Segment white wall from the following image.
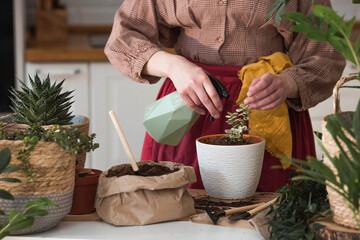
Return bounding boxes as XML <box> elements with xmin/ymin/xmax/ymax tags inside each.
<box><xmin>331</xmin><ymin>0</ymin><xmax>360</xmax><ymax>21</ymax></box>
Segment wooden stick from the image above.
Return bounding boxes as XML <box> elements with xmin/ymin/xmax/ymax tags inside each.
<box><xmin>225</xmin><ymin>202</ymin><xmax>264</xmax><ymax>216</ymax></box>
<box><xmin>109</xmin><ymin>110</ymin><xmax>139</xmax><ymax>172</ymax></box>
<box><xmin>247</xmin><ymin>198</ymin><xmax>277</xmax><ymax>216</ymax></box>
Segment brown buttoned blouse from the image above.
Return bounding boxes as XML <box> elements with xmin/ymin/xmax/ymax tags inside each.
<box><xmin>105</xmin><ymin>0</ymin><xmax>346</xmax><ymax>111</ymax></box>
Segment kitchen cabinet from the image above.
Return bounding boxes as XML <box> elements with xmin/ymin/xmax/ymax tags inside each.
<box><xmin>89</xmin><ymin>62</ymin><xmax>163</xmax><ymax>170</ymax></box>
<box><xmin>26</xmin><ymin>62</ymin><xmax>90</xmax><ymax>117</ymax></box>
<box><xmin>25</xmin><ymin>61</ymin><xmax>163</xmax><ymax>171</ymax></box>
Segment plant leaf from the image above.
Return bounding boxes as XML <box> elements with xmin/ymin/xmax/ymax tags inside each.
<box><xmin>2</xmin><ymin>166</ymin><xmax>21</xmax><ymax>173</ymax></box>
<box><xmin>0</xmin><ymin>190</ymin><xmax>14</xmax><ymax>200</ymax></box>
<box><xmin>0</xmin><ymin>178</ymin><xmax>21</xmax><ymax>183</ymax></box>
<box><xmin>0</xmin><ymin>149</ymin><xmax>11</xmax><ymax>173</ymax></box>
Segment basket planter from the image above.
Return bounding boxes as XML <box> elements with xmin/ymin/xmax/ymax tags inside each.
<box><xmin>0</xmin><ymin>114</ymin><xmax>89</xmax><ymax>169</ymax></box>
<box><xmin>196</xmin><ymin>134</ymin><xmax>265</xmax><ymax>199</ymax></box>
<box><xmin>0</xmin><ymin>140</ymin><xmax>76</xmax><ymax>234</ymax></box>
<box><xmin>69</xmin><ymin>168</ymin><xmax>102</xmax><ymax>215</ymax></box>
<box><xmin>321</xmin><ymin>75</ymin><xmax>360</xmax><ymax>230</ymax></box>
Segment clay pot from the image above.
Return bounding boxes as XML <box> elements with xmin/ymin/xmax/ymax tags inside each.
<box><xmin>69</xmin><ymin>168</ymin><xmax>102</xmax><ymax>215</ymax></box>
<box><xmin>196</xmin><ymin>134</ymin><xmax>265</xmax><ymax>200</ymax></box>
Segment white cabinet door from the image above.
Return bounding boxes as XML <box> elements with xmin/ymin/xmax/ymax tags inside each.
<box><xmin>309</xmin><ymin>60</ymin><xmax>359</xmax><ymax>160</ymax></box>
<box><xmin>25</xmin><ymin>62</ymin><xmax>90</xmax><ymax>117</ymax></box>
<box><xmin>89</xmin><ymin>62</ymin><xmax>163</xmax><ymax>171</ymax></box>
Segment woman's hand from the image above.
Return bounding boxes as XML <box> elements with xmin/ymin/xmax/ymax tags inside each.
<box><xmin>144</xmin><ymin>51</ymin><xmax>223</xmax><ymax>118</ymax></box>
<box><xmin>244</xmin><ymin>73</ymin><xmax>298</xmax><ymax>110</ymax></box>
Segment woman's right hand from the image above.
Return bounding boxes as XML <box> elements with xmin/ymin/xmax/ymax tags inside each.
<box><xmin>143</xmin><ymin>51</ymin><xmax>223</xmax><ymax>119</ymax></box>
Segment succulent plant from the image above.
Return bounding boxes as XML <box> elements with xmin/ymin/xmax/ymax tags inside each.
<box><xmin>225</xmin><ymin>103</ymin><xmax>250</xmax><ymax>144</ymax></box>
<box><xmin>9</xmin><ymin>74</ymin><xmax>74</xmax><ymax>126</ymax></box>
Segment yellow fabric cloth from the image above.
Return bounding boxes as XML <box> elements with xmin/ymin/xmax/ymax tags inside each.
<box><xmin>236</xmin><ymin>52</ymin><xmax>292</xmax><ymax>169</ymax></box>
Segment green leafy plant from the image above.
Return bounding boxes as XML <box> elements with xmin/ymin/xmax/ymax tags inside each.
<box><xmin>0</xmin><ymin>123</ymin><xmax>99</xmax><ymax>182</ymax></box>
<box><xmin>0</xmin><ymin>149</ymin><xmax>20</xmax><ymax>202</ymax></box>
<box><xmin>266</xmin><ymin>172</ymin><xmax>330</xmax><ymax>240</ymax></box>
<box><xmin>9</xmin><ymin>74</ymin><xmax>75</xmax><ymax>126</ymax></box>
<box><xmin>265</xmin><ymin>0</ymin><xmax>360</xmax><ymax>233</ymax></box>
<box><xmin>0</xmin><ymin>149</ymin><xmax>57</xmax><ymax>239</ymax></box>
<box><xmin>283</xmin><ymin>5</ymin><xmax>360</xmax><ymax>80</ymax></box>
<box><xmin>225</xmin><ymin>104</ymin><xmax>250</xmax><ymax>144</ymax></box>
<box><xmin>265</xmin><ymin>0</ymin><xmax>293</xmax><ymax>24</ymax></box>
<box><xmin>267</xmin><ymin>1</ymin><xmax>360</xmax><ymax>81</ymax></box>
<box><xmin>282</xmin><ymin>99</ymin><xmax>360</xmax><ymax>230</ymax></box>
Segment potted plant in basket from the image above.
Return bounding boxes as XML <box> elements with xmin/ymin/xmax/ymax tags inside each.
<box><xmin>196</xmin><ymin>104</ymin><xmax>265</xmax><ymax>200</ymax></box>
<box><xmin>265</xmin><ymin>0</ymin><xmax>360</xmax><ymax>232</ymax></box>
<box><xmin>0</xmin><ymin>74</ymin><xmax>90</xmax><ymax>168</ymax></box>
<box><xmin>0</xmin><ymin>72</ymin><xmax>99</xmax><ymax>234</ymax></box>
<box><xmin>0</xmin><ymin>118</ymin><xmax>99</xmax><ymax>233</ymax></box>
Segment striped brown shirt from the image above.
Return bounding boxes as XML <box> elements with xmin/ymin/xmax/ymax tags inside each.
<box><xmin>105</xmin><ymin>0</ymin><xmax>345</xmax><ymax>110</ymax></box>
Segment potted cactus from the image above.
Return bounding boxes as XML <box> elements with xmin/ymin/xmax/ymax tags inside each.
<box><xmin>196</xmin><ymin>104</ymin><xmax>265</xmax><ymax>199</ymax></box>
<box><xmin>0</xmin><ymin>74</ymin><xmax>90</xmax><ymax>168</ymax></box>
<box><xmin>0</xmin><ymin>73</ymin><xmax>99</xmax><ymax>235</ymax></box>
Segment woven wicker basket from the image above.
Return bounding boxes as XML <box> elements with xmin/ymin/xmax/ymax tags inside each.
<box><xmin>0</xmin><ymin>140</ymin><xmax>76</xmax><ymax>234</ymax></box>
<box><xmin>0</xmin><ymin>115</ymin><xmax>90</xmax><ymax>169</ymax></box>
<box><xmin>321</xmin><ymin>74</ymin><xmax>359</xmax><ymax>230</ymax></box>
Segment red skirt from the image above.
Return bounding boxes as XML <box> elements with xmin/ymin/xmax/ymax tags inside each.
<box><xmin>141</xmin><ymin>61</ymin><xmax>316</xmax><ymax>192</ymax></box>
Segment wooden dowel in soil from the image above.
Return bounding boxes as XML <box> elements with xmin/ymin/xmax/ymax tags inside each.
<box><xmin>109</xmin><ymin>110</ymin><xmax>139</xmax><ymax>172</ymax></box>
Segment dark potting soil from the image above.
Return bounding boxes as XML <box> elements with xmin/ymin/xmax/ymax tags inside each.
<box><xmin>106</xmin><ymin>163</ymin><xmax>180</xmax><ymax>177</ymax></box>
<box><xmin>200</xmin><ymin>135</ymin><xmax>249</xmax><ymax>145</ymax></box>
<box><xmin>194</xmin><ymin>197</ymin><xmax>253</xmax><ymax>212</ymax></box>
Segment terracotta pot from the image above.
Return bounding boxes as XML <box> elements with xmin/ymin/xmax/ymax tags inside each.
<box><xmin>196</xmin><ymin>134</ymin><xmax>265</xmax><ymax>200</ymax></box>
<box><xmin>69</xmin><ymin>168</ymin><xmax>102</xmax><ymax>215</ymax></box>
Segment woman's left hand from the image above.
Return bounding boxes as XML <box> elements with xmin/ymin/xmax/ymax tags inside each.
<box><xmin>244</xmin><ymin>73</ymin><xmax>296</xmax><ymax>110</ymax></box>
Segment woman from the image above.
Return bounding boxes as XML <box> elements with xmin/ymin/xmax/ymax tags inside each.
<box><xmin>105</xmin><ymin>0</ymin><xmax>345</xmax><ymax>191</ymax></box>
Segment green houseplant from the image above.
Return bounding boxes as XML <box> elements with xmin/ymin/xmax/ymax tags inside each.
<box><xmin>0</xmin><ymin>119</ymin><xmax>99</xmax><ymax>234</ymax></box>
<box><xmin>196</xmin><ymin>104</ymin><xmax>265</xmax><ymax>199</ymax></box>
<box><xmin>266</xmin><ymin>0</ymin><xmax>360</xmax><ymax>233</ymax></box>
<box><xmin>0</xmin><ymin>74</ymin><xmax>91</xmax><ymax>168</ymax></box>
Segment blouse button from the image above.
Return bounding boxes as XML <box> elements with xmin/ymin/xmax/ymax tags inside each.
<box><xmin>216</xmin><ymin>37</ymin><xmax>223</xmax><ymax>43</ymax></box>
<box><xmin>218</xmin><ymin>0</ymin><xmax>224</xmax><ymax>6</ymax></box>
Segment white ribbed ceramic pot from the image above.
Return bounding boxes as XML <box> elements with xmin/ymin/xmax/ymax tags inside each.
<box><xmin>196</xmin><ymin>134</ymin><xmax>265</xmax><ymax>199</ymax></box>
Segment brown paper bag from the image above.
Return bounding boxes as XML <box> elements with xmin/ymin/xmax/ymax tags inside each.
<box><xmin>95</xmin><ymin>161</ymin><xmax>197</xmax><ymax>226</ymax></box>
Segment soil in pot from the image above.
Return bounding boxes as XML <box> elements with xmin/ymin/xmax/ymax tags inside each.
<box><xmin>199</xmin><ymin>135</ymin><xmax>250</xmax><ymax>145</ymax></box>
<box><xmin>106</xmin><ymin>163</ymin><xmax>180</xmax><ymax>177</ymax></box>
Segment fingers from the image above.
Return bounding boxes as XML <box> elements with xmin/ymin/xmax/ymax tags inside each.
<box><xmin>182</xmin><ymin>91</ymin><xmax>206</xmax><ymax>115</ymax></box>
<box><xmin>177</xmin><ymin>74</ymin><xmax>222</xmax><ymax>118</ymax></box>
<box><xmin>244</xmin><ymin>73</ymin><xmax>287</xmax><ymax>110</ymax></box>
<box><xmin>201</xmin><ymin>80</ymin><xmax>223</xmax><ymax>118</ymax></box>
<box><xmin>167</xmin><ymin>57</ymin><xmax>223</xmax><ymax>118</ymax></box>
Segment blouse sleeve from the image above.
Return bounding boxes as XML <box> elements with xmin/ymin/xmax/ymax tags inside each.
<box><xmin>104</xmin><ymin>0</ymin><xmax>180</xmax><ymax>84</ymax></box>
<box><xmin>276</xmin><ymin>0</ymin><xmax>346</xmax><ymax>111</ymax></box>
